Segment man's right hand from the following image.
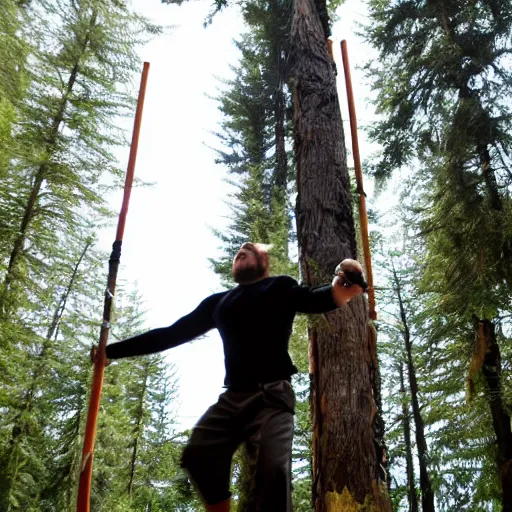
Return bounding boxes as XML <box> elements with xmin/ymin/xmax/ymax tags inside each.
<box><xmin>90</xmin><ymin>345</ymin><xmax>111</xmax><ymax>366</ymax></box>
<box><xmin>334</xmin><ymin>259</ymin><xmax>368</xmax><ymax>290</ymax></box>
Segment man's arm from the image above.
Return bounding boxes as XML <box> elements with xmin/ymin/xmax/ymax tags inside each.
<box><xmin>288</xmin><ymin>280</ymin><xmax>338</xmax><ymax>314</ymax></box>
<box><xmin>286</xmin><ymin>260</ymin><xmax>365</xmax><ymax>313</ymax></box>
<box><xmin>105</xmin><ymin>292</ymin><xmax>224</xmax><ymax>360</ymax></box>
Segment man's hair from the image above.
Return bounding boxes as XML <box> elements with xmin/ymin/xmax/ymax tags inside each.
<box><xmin>253</xmin><ymin>243</ymin><xmax>273</xmax><ymax>255</ymax></box>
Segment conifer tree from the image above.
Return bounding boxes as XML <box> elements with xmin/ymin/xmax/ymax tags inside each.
<box><xmin>0</xmin><ymin>0</ymin><xmax>158</xmax><ymax>316</ymax></box>
<box><xmin>0</xmin><ymin>2</ymin><xmax>161</xmax><ymax>509</ymax></box>
<box><xmin>365</xmin><ymin>1</ymin><xmax>512</xmax><ymax>507</ymax></box>
<box><xmin>390</xmin><ymin>259</ymin><xmax>434</xmax><ymax>512</ymax></box>
<box><xmin>0</xmin><ymin>232</ymin><xmax>99</xmax><ymax>511</ymax></box>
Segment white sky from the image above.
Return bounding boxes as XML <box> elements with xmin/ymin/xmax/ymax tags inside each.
<box><xmin>102</xmin><ymin>0</ymin><xmax>381</xmax><ymax>430</ymax></box>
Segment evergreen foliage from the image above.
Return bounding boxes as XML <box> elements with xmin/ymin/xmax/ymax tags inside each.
<box><xmin>4</xmin><ymin>0</ymin><xmax>512</xmax><ymax>509</ymax></box>
<box><xmin>0</xmin><ymin>2</ymin><xmax>193</xmax><ymax>511</ymax></box>
<box><xmin>366</xmin><ymin>1</ymin><xmax>512</xmax><ymax>508</ymax></box>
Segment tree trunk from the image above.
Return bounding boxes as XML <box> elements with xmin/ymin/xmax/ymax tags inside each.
<box><xmin>399</xmin><ymin>362</ymin><xmax>419</xmax><ymax>512</ymax></box>
<box><xmin>270</xmin><ymin>0</ymin><xmax>287</xmax><ymax>192</ymax></box>
<box><xmin>3</xmin><ymin>240</ymin><xmax>92</xmax><ymax>506</ymax></box>
<box><xmin>289</xmin><ymin>0</ymin><xmax>391</xmax><ymax>509</ymax></box>
<box><xmin>392</xmin><ymin>267</ymin><xmax>435</xmax><ymax>512</ymax></box>
<box><xmin>66</xmin><ymin>409</ymin><xmax>83</xmax><ymax>512</ymax></box>
<box><xmin>128</xmin><ymin>361</ymin><xmax>150</xmax><ymax>497</ymax></box>
<box><xmin>26</xmin><ymin>239</ymin><xmax>92</xmax><ymax>406</ymax></box>
<box><xmin>477</xmin><ymin>320</ymin><xmax>512</xmax><ymax>512</ymax></box>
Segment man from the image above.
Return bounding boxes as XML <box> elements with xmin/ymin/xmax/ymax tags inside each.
<box><xmin>105</xmin><ymin>242</ymin><xmax>365</xmax><ymax>512</ymax></box>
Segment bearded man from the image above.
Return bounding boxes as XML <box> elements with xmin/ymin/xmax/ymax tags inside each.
<box><xmin>106</xmin><ymin>242</ymin><xmax>365</xmax><ymax>512</ymax></box>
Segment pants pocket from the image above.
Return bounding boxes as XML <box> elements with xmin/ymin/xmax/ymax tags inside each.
<box><xmin>261</xmin><ymin>380</ymin><xmax>295</xmax><ymax>413</ymax></box>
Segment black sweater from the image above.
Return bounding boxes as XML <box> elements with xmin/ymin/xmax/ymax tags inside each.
<box><xmin>106</xmin><ymin>275</ymin><xmax>337</xmax><ymax>387</ymax></box>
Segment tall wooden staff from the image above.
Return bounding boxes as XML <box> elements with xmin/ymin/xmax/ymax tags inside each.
<box><xmin>76</xmin><ymin>61</ymin><xmax>150</xmax><ymax>512</ymax></box>
<box><xmin>340</xmin><ymin>41</ymin><xmax>377</xmax><ymax>320</ymax></box>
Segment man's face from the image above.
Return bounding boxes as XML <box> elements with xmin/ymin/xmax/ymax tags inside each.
<box><xmin>232</xmin><ymin>243</ymin><xmax>267</xmax><ymax>283</ymax></box>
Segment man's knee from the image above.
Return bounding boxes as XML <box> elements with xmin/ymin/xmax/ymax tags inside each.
<box><xmin>261</xmin><ymin>455</ymin><xmax>290</xmax><ymax>484</ymax></box>
<box><xmin>181</xmin><ymin>442</ymin><xmax>232</xmax><ymax>506</ymax></box>
<box><xmin>180</xmin><ymin>442</ymin><xmax>199</xmax><ymax>471</ymax></box>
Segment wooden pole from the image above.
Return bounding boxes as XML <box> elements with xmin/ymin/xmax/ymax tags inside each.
<box><xmin>76</xmin><ymin>61</ymin><xmax>150</xmax><ymax>512</ymax></box>
<box><xmin>340</xmin><ymin>41</ymin><xmax>377</xmax><ymax>320</ymax></box>
<box><xmin>327</xmin><ymin>38</ymin><xmax>334</xmax><ymax>61</ymax></box>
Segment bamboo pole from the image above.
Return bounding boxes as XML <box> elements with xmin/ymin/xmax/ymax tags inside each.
<box><xmin>76</xmin><ymin>61</ymin><xmax>150</xmax><ymax>512</ymax></box>
<box><xmin>340</xmin><ymin>41</ymin><xmax>377</xmax><ymax>320</ymax></box>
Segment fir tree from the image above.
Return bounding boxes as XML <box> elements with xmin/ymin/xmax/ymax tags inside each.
<box><xmin>365</xmin><ymin>1</ymin><xmax>512</xmax><ymax>507</ymax></box>
<box><xmin>0</xmin><ymin>0</ymin><xmax>159</xmax><ymax>316</ymax></box>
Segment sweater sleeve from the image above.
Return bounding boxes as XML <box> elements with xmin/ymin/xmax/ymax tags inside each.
<box><xmin>281</xmin><ymin>276</ymin><xmax>338</xmax><ymax>314</ymax></box>
<box><xmin>106</xmin><ymin>292</ymin><xmax>224</xmax><ymax>360</ymax></box>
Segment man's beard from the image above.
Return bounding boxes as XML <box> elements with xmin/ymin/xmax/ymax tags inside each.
<box><xmin>233</xmin><ymin>262</ymin><xmax>266</xmax><ymax>284</ymax></box>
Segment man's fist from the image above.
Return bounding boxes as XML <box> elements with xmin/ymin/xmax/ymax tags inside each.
<box><xmin>90</xmin><ymin>345</ymin><xmax>111</xmax><ymax>366</ymax></box>
<box><xmin>334</xmin><ymin>259</ymin><xmax>368</xmax><ymax>291</ymax></box>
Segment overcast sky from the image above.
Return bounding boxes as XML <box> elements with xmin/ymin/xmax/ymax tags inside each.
<box><xmin>103</xmin><ymin>0</ymin><xmax>380</xmax><ymax>430</ymax></box>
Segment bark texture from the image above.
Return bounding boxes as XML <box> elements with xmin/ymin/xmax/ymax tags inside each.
<box><xmin>478</xmin><ymin>320</ymin><xmax>512</xmax><ymax>512</ymax></box>
<box><xmin>399</xmin><ymin>363</ymin><xmax>419</xmax><ymax>512</ymax></box>
<box><xmin>289</xmin><ymin>0</ymin><xmax>391</xmax><ymax>509</ymax></box>
<box><xmin>393</xmin><ymin>267</ymin><xmax>435</xmax><ymax>512</ymax></box>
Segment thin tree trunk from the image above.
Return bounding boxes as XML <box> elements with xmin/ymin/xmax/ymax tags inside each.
<box><xmin>128</xmin><ymin>361</ymin><xmax>150</xmax><ymax>497</ymax></box>
<box><xmin>2</xmin><ymin>9</ymin><xmax>98</xmax><ymax>305</ymax></box>
<box><xmin>24</xmin><ymin>239</ymin><xmax>91</xmax><ymax>412</ymax></box>
<box><xmin>392</xmin><ymin>267</ymin><xmax>435</xmax><ymax>512</ymax></box>
<box><xmin>289</xmin><ymin>0</ymin><xmax>391</xmax><ymax>509</ymax></box>
<box><xmin>3</xmin><ymin>240</ymin><xmax>92</xmax><ymax>503</ymax></box>
<box><xmin>399</xmin><ymin>362</ymin><xmax>419</xmax><ymax>512</ymax></box>
<box><xmin>66</xmin><ymin>409</ymin><xmax>83</xmax><ymax>512</ymax></box>
<box><xmin>477</xmin><ymin>320</ymin><xmax>512</xmax><ymax>512</ymax></box>
<box><xmin>270</xmin><ymin>0</ymin><xmax>287</xmax><ymax>192</ymax></box>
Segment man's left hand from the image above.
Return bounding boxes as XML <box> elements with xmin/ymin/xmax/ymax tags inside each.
<box><xmin>331</xmin><ymin>259</ymin><xmax>366</xmax><ymax>307</ymax></box>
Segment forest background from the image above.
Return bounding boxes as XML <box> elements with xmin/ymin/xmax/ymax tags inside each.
<box><xmin>0</xmin><ymin>0</ymin><xmax>510</xmax><ymax>511</ymax></box>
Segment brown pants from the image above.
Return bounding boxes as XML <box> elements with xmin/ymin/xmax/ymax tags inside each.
<box><xmin>181</xmin><ymin>379</ymin><xmax>295</xmax><ymax>511</ymax></box>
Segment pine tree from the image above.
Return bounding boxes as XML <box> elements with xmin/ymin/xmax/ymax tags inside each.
<box><xmin>201</xmin><ymin>4</ymin><xmax>319</xmax><ymax>507</ymax></box>
<box><xmin>365</xmin><ymin>1</ymin><xmax>512</xmax><ymax>507</ymax></box>
<box><xmin>0</xmin><ymin>232</ymin><xmax>100</xmax><ymax>511</ymax></box>
<box><xmin>390</xmin><ymin>259</ymin><xmax>434</xmax><ymax>512</ymax></box>
<box><xmin>0</xmin><ymin>0</ymin><xmax>159</xmax><ymax>316</ymax></box>
<box><xmin>130</xmin><ymin>363</ymin><xmax>200</xmax><ymax>511</ymax></box>
<box><xmin>373</xmin><ymin>189</ymin><xmax>505</xmax><ymax>510</ymax></box>
<box><xmin>0</xmin><ymin>1</ymin><xmax>160</xmax><ymax>508</ymax></box>
<box><xmin>210</xmin><ymin>26</ymin><xmax>309</xmax><ymax>509</ymax></box>
<box><xmin>211</xmin><ymin>29</ymin><xmax>293</xmax><ymax>282</ymax></box>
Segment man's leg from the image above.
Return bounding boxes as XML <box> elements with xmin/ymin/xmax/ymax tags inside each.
<box><xmin>205</xmin><ymin>500</ymin><xmax>230</xmax><ymax>512</ymax></box>
<box><xmin>244</xmin><ymin>380</ymin><xmax>295</xmax><ymax>512</ymax></box>
<box><xmin>181</xmin><ymin>391</ymin><xmax>242</xmax><ymax>510</ymax></box>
